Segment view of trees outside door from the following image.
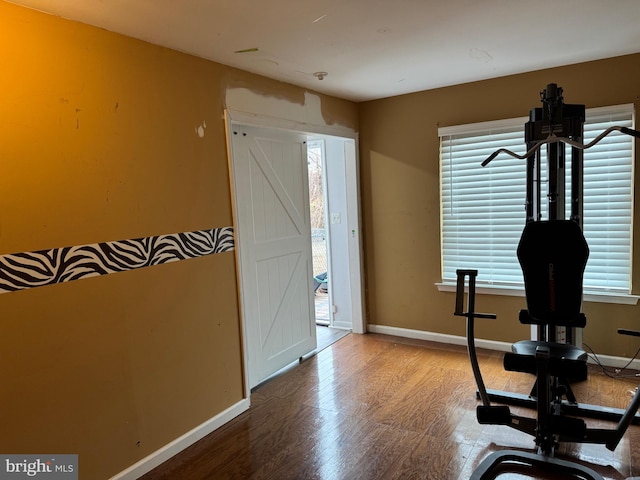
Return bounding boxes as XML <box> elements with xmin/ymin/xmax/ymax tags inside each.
<box><xmin>308</xmin><ymin>140</ymin><xmax>330</xmax><ymax>323</ymax></box>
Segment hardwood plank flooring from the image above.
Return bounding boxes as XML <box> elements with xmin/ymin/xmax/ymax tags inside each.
<box><xmin>315</xmin><ymin>325</ymin><xmax>350</xmax><ymax>353</ymax></box>
<box><xmin>140</xmin><ymin>333</ymin><xmax>640</xmax><ymax>480</ymax></box>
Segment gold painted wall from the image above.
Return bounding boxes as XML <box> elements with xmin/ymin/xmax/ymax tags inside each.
<box><xmin>0</xmin><ymin>2</ymin><xmax>357</xmax><ymax>478</ymax></box>
<box><xmin>359</xmin><ymin>54</ymin><xmax>640</xmax><ymax>358</ymax></box>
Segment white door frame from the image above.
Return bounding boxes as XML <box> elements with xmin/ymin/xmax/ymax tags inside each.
<box><xmin>310</xmin><ymin>135</ymin><xmax>357</xmax><ymax>331</ymax></box>
<box><xmin>224</xmin><ymin>109</ymin><xmax>366</xmax><ymax>398</ymax></box>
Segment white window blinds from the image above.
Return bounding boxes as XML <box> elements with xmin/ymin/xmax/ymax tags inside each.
<box><xmin>439</xmin><ymin>104</ymin><xmax>634</xmax><ymax>294</ymax></box>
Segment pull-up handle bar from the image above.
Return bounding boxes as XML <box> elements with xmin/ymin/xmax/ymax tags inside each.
<box><xmin>482</xmin><ymin>126</ymin><xmax>640</xmax><ymax>167</ymax></box>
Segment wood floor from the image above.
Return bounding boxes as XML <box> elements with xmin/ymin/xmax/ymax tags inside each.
<box><xmin>141</xmin><ymin>333</ymin><xmax>640</xmax><ymax>480</ymax></box>
<box><xmin>314</xmin><ymin>325</ymin><xmax>350</xmax><ymax>353</ymax></box>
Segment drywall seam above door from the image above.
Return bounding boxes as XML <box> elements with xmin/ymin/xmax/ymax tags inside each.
<box><xmin>0</xmin><ymin>227</ymin><xmax>234</xmax><ymax>294</ymax></box>
<box><xmin>225</xmin><ymin>88</ymin><xmax>357</xmax><ymax>139</ymax></box>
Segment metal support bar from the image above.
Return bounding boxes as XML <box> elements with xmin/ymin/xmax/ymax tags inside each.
<box><xmin>471</xmin><ymin>450</ymin><xmax>604</xmax><ymax>480</ymax></box>
<box><xmin>483</xmin><ymin>389</ymin><xmax>640</xmax><ymax>425</ymax></box>
<box><xmin>454</xmin><ymin>270</ymin><xmax>496</xmax><ymax>407</ymax></box>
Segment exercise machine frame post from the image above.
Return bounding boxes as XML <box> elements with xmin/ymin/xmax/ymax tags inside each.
<box><xmin>524</xmin><ymin>83</ymin><xmax>585</xmax><ymax>345</ymax></box>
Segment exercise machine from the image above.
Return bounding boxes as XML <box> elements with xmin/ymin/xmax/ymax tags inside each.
<box><xmin>454</xmin><ymin>84</ymin><xmax>640</xmax><ymax>479</ymax></box>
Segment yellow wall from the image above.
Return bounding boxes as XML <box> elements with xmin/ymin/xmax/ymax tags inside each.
<box><xmin>0</xmin><ymin>2</ymin><xmax>357</xmax><ymax>478</ymax></box>
<box><xmin>359</xmin><ymin>54</ymin><xmax>640</xmax><ymax>358</ymax></box>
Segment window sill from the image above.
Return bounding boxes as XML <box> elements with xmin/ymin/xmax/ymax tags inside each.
<box><xmin>436</xmin><ymin>282</ymin><xmax>640</xmax><ymax>305</ymax></box>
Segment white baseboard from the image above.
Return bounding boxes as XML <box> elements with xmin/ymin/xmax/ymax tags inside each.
<box><xmin>110</xmin><ymin>397</ymin><xmax>250</xmax><ymax>480</ymax></box>
<box><xmin>590</xmin><ymin>352</ymin><xmax>640</xmax><ymax>371</ymax></box>
<box><xmin>367</xmin><ymin>324</ymin><xmax>513</xmax><ymax>353</ymax></box>
<box><xmin>367</xmin><ymin>324</ymin><xmax>640</xmax><ymax>370</ymax></box>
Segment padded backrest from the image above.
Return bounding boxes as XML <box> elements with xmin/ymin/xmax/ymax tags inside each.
<box><xmin>517</xmin><ymin>220</ymin><xmax>589</xmax><ymax>326</ymax></box>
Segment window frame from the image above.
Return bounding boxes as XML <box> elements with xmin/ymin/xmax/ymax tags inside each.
<box><xmin>437</xmin><ymin>104</ymin><xmax>638</xmax><ymax>305</ymax></box>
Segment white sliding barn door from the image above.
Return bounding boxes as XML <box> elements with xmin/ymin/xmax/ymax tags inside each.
<box><xmin>229</xmin><ymin>125</ymin><xmax>317</xmax><ymax>389</ymax></box>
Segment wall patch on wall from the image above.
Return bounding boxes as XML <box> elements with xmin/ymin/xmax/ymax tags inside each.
<box><xmin>0</xmin><ymin>227</ymin><xmax>234</xmax><ymax>294</ymax></box>
<box><xmin>196</xmin><ymin>120</ymin><xmax>207</xmax><ymax>138</ymax></box>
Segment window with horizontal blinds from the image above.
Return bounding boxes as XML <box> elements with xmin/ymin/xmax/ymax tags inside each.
<box><xmin>439</xmin><ymin>104</ymin><xmax>634</xmax><ymax>294</ymax></box>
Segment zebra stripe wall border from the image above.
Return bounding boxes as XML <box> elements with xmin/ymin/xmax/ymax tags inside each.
<box><xmin>0</xmin><ymin>227</ymin><xmax>234</xmax><ymax>294</ymax></box>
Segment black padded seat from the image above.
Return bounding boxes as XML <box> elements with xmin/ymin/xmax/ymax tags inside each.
<box><xmin>507</xmin><ymin>341</ymin><xmax>588</xmax><ymax>382</ymax></box>
<box><xmin>519</xmin><ymin>309</ymin><xmax>586</xmax><ymax>328</ymax></box>
<box><xmin>512</xmin><ymin>340</ymin><xmax>587</xmax><ymax>360</ymax></box>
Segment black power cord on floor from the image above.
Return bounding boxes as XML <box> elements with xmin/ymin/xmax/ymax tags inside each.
<box><xmin>582</xmin><ymin>342</ymin><xmax>640</xmax><ymax>379</ymax></box>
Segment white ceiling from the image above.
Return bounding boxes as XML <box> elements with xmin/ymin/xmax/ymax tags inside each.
<box><xmin>9</xmin><ymin>0</ymin><xmax>640</xmax><ymax>102</ymax></box>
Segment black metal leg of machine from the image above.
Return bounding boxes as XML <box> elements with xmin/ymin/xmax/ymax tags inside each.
<box><xmin>471</xmin><ymin>450</ymin><xmax>604</xmax><ymax>480</ymax></box>
<box><xmin>483</xmin><ymin>388</ymin><xmax>640</xmax><ymax>425</ymax></box>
